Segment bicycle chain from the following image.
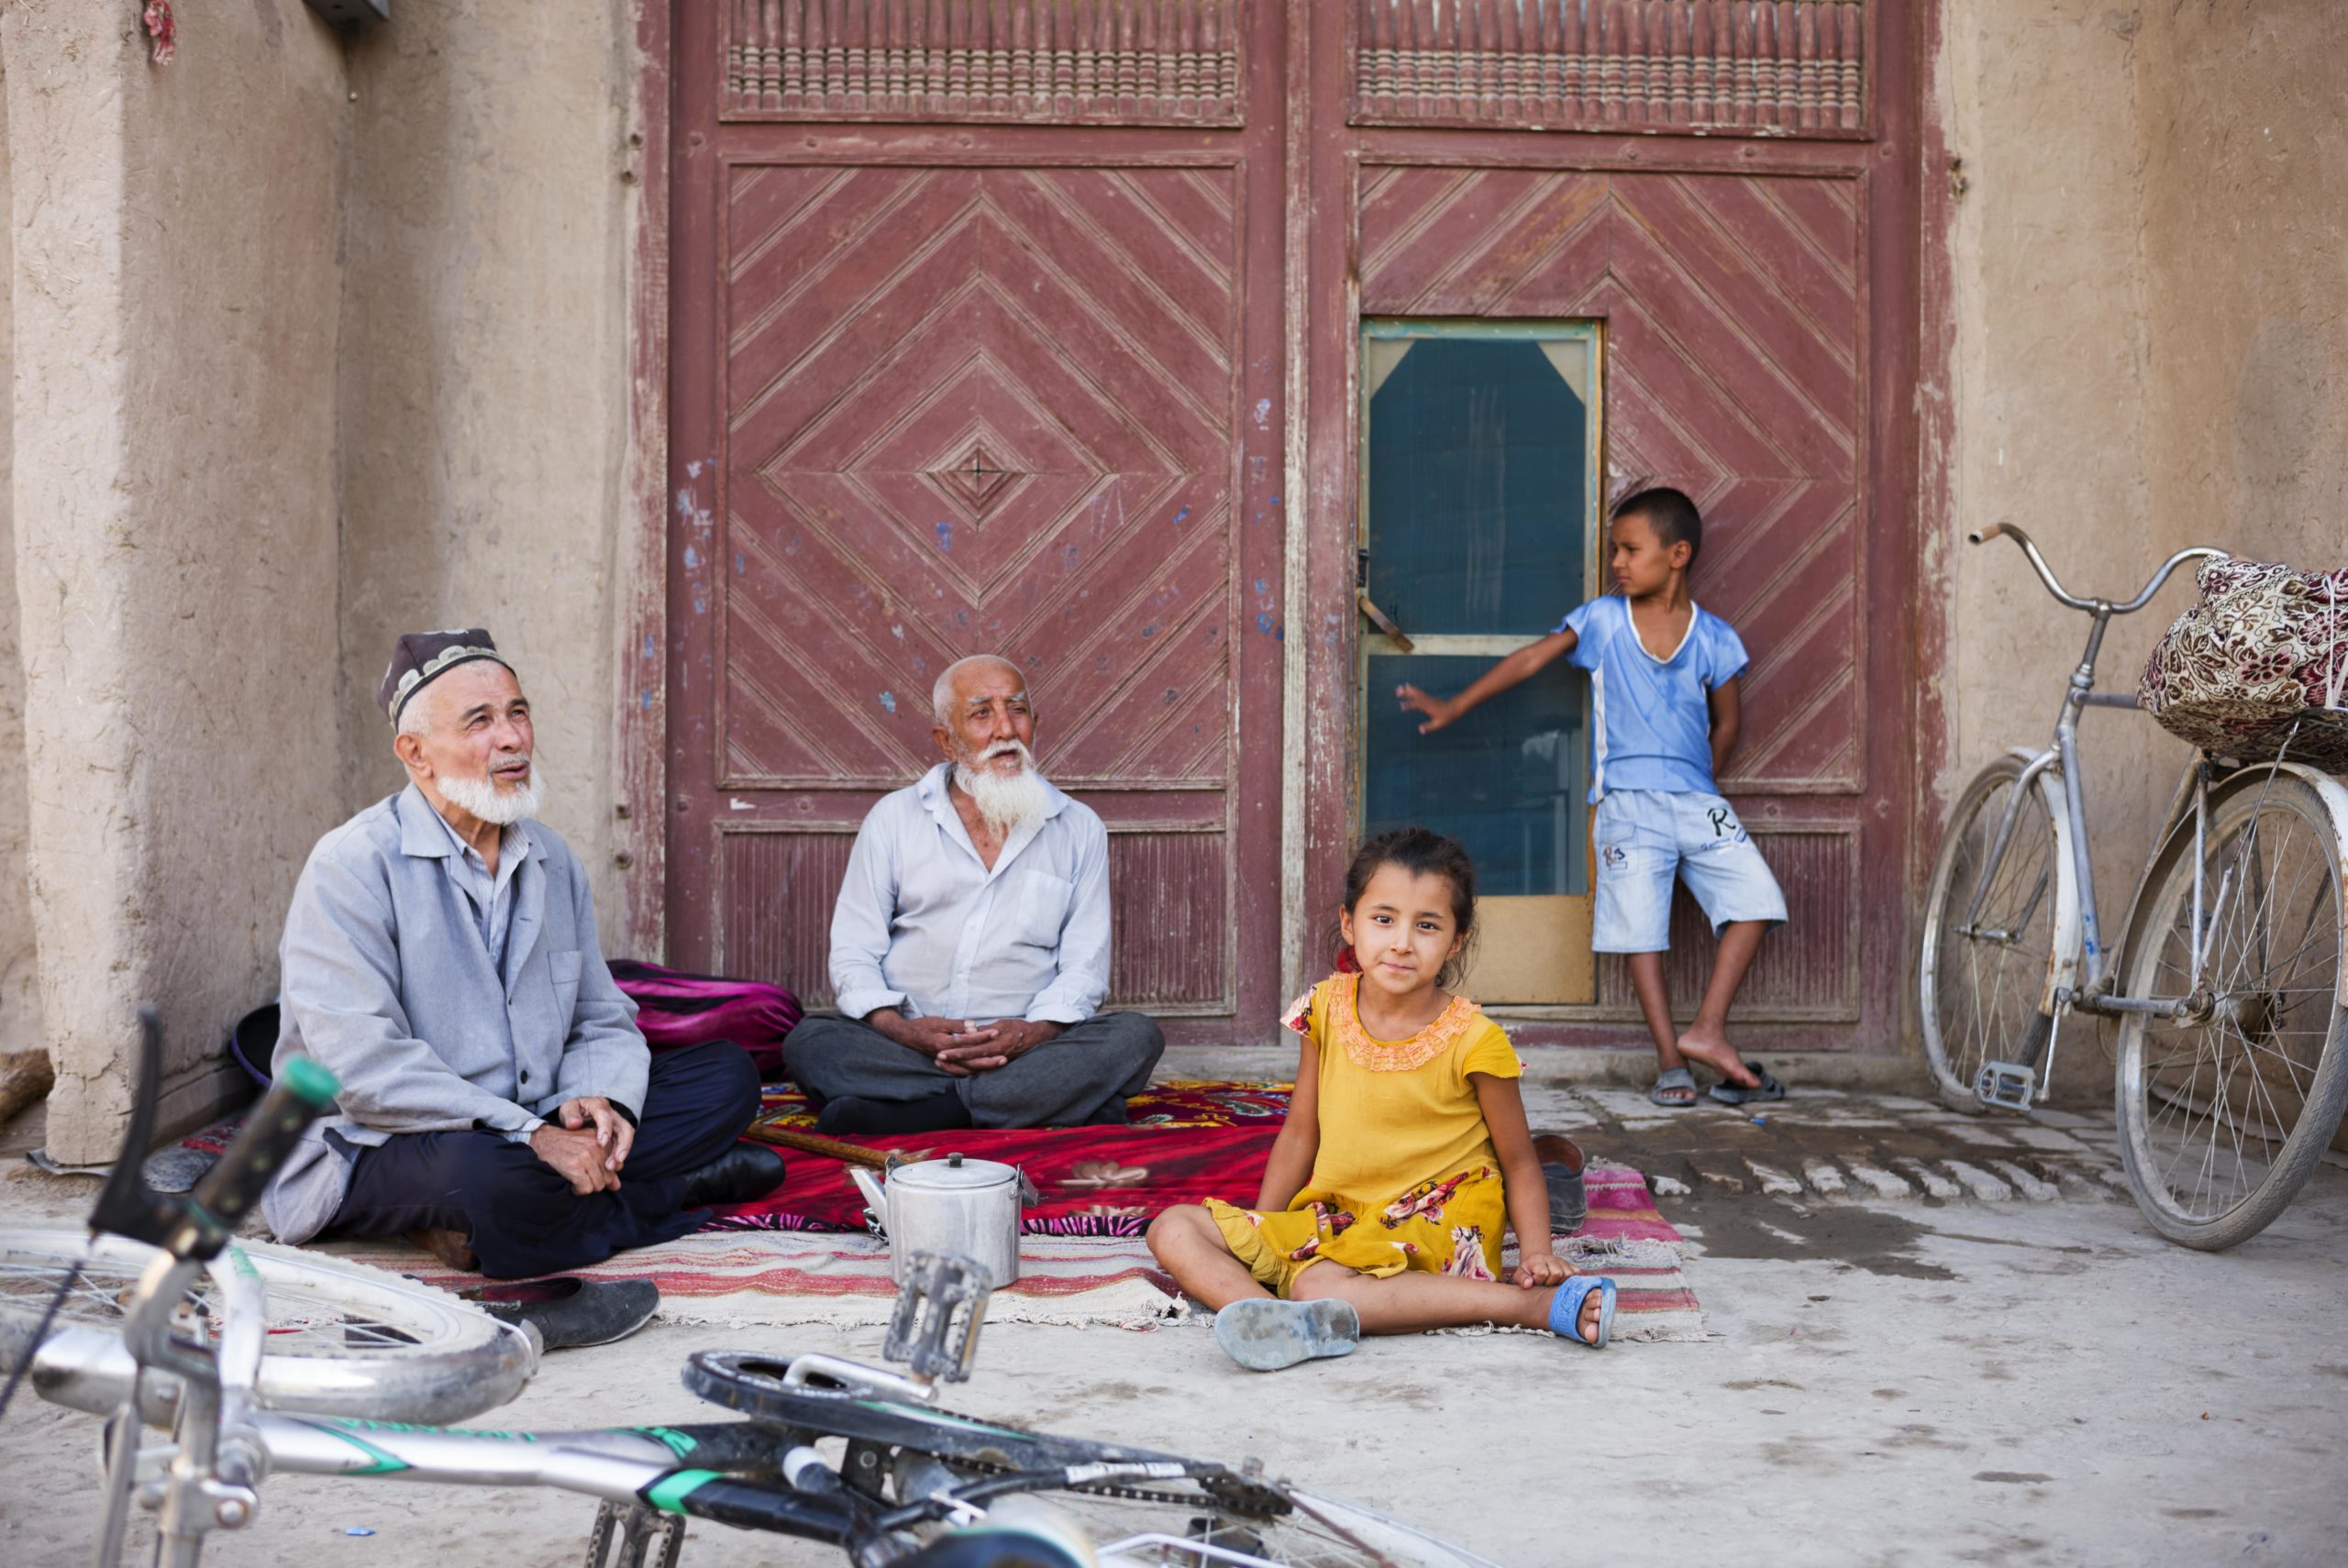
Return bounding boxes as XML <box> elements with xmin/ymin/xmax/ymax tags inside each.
<box><xmin>937</xmin><ymin>1454</ymin><xmax>1288</xmax><ymax>1518</ymax></box>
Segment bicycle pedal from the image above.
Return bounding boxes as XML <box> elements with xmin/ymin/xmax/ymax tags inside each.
<box><xmin>885</xmin><ymin>1251</ymin><xmax>991</xmax><ymax>1385</ymax></box>
<box><xmin>1974</xmin><ymin>1061</ymin><xmax>2036</xmax><ymax>1111</ymax></box>
<box><xmin>584</xmin><ymin>1500</ymin><xmax>684</xmax><ymax>1568</ymax></box>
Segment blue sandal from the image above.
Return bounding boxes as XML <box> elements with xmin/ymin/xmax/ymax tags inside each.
<box><xmin>1649</xmin><ymin>1066</ymin><xmax>1699</xmax><ymax>1108</ymax></box>
<box><xmin>1550</xmin><ymin>1275</ymin><xmax>1617</xmax><ymax>1349</ymax></box>
<box><xmin>1708</xmin><ymin>1062</ymin><xmax>1786</xmax><ymax>1107</ymax></box>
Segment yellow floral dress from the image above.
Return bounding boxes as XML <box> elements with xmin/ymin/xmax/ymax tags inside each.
<box><xmin>1205</xmin><ymin>973</ymin><xmax>1523</xmax><ymax>1294</ymax></box>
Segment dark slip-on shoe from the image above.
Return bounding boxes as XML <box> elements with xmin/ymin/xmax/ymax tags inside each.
<box><xmin>459</xmin><ymin>1276</ymin><xmax>659</xmax><ymax>1351</ymax></box>
<box><xmin>1534</xmin><ymin>1132</ymin><xmax>1589</xmax><ymax>1236</ymax></box>
<box><xmin>681</xmin><ymin>1142</ymin><xmax>787</xmax><ymax>1209</ymax></box>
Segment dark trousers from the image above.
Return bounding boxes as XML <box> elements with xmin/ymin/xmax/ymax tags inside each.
<box><xmin>781</xmin><ymin>1011</ymin><xmax>1164</xmax><ymax>1127</ymax></box>
<box><xmin>328</xmin><ymin>1041</ymin><xmax>760</xmax><ymax>1279</ymax></box>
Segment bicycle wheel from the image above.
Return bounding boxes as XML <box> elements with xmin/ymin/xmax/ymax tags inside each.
<box><xmin>2113</xmin><ymin>767</ymin><xmax>2348</xmax><ymax>1249</ymax></box>
<box><xmin>1919</xmin><ymin>754</ymin><xmax>2069</xmax><ymax>1109</ymax></box>
<box><xmin>1027</xmin><ymin>1483</ymin><xmax>1500</xmax><ymax>1568</ymax></box>
<box><xmin>0</xmin><ymin>1229</ymin><xmax>534</xmax><ymax>1422</ymax></box>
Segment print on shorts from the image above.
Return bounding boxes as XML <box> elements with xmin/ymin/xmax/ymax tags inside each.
<box><xmin>1700</xmin><ymin>803</ymin><xmax>1750</xmax><ymax>848</ymax></box>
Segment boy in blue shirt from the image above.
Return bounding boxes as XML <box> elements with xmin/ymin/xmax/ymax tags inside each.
<box><xmin>1397</xmin><ymin>487</ymin><xmax>1788</xmax><ymax>1108</ymax></box>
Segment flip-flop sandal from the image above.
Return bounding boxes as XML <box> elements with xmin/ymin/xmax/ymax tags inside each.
<box><xmin>1708</xmin><ymin>1063</ymin><xmax>1787</xmax><ymax>1106</ymax></box>
<box><xmin>1549</xmin><ymin>1275</ymin><xmax>1617</xmax><ymax>1349</ymax></box>
<box><xmin>1648</xmin><ymin>1066</ymin><xmax>1699</xmax><ymax>1108</ymax></box>
<box><xmin>1213</xmin><ymin>1298</ymin><xmax>1361</xmax><ymax>1372</ymax></box>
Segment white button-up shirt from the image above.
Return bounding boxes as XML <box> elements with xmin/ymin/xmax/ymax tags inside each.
<box><xmin>427</xmin><ymin>805</ymin><xmax>530</xmax><ymax>966</ymax></box>
<box><xmin>830</xmin><ymin>763</ymin><xmax>1111</xmax><ymax>1026</ymax></box>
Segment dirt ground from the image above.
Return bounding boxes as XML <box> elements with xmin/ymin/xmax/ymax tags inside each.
<box><xmin>3</xmin><ymin>1099</ymin><xmax>2346</xmax><ymax>1567</ymax></box>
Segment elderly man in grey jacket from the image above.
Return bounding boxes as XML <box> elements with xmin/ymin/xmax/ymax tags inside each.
<box><xmin>261</xmin><ymin>630</ymin><xmax>781</xmax><ymax>1282</ymax></box>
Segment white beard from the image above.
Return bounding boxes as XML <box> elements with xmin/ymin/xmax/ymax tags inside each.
<box><xmin>954</xmin><ymin>742</ymin><xmax>1051</xmax><ymax>836</ymax></box>
<box><xmin>438</xmin><ymin>761</ymin><xmax>548</xmax><ymax>826</ymax></box>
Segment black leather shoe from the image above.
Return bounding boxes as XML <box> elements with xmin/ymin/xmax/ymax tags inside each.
<box><xmin>1534</xmin><ymin>1132</ymin><xmax>1589</xmax><ymax>1236</ymax></box>
<box><xmin>680</xmin><ymin>1142</ymin><xmax>786</xmax><ymax>1209</ymax></box>
<box><xmin>460</xmin><ymin>1276</ymin><xmax>659</xmax><ymax>1351</ymax></box>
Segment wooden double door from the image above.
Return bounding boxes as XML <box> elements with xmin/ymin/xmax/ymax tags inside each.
<box><xmin>664</xmin><ymin>2</ymin><xmax>1921</xmax><ymax>1053</ymax></box>
<box><xmin>662</xmin><ymin>4</ymin><xmax>1289</xmax><ymax>1039</ymax></box>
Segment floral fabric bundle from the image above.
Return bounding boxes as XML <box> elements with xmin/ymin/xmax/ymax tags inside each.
<box><xmin>2138</xmin><ymin>555</ymin><xmax>2348</xmax><ymax>774</ymax></box>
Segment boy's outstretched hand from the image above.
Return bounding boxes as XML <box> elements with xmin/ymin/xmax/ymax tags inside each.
<box><xmin>1514</xmin><ymin>1249</ymin><xmax>1570</xmax><ymax>1288</ymax></box>
<box><xmin>1395</xmin><ymin>682</ymin><xmax>1457</xmax><ymax>734</ymax></box>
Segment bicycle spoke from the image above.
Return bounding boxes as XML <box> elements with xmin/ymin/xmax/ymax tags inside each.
<box><xmin>1924</xmin><ymin>766</ymin><xmax>2073</xmax><ymax>1109</ymax></box>
<box><xmin>2121</xmin><ymin>775</ymin><xmax>2347</xmax><ymax>1238</ymax></box>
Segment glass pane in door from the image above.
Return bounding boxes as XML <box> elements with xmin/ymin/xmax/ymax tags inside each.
<box><xmin>1362</xmin><ymin>653</ymin><xmax>1588</xmax><ymax>897</ymax></box>
<box><xmin>1358</xmin><ymin>323</ymin><xmax>1600</xmax><ymax>1003</ymax></box>
<box><xmin>1359</xmin><ymin>323</ymin><xmax>1599</xmax><ymax>903</ymax></box>
<box><xmin>1364</xmin><ymin>335</ymin><xmax>1591</xmax><ymax>637</ymax></box>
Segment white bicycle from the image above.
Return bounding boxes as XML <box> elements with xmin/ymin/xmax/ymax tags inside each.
<box><xmin>1918</xmin><ymin>526</ymin><xmax>2348</xmax><ymax>1251</ymax></box>
<box><xmin>1</xmin><ymin>1012</ymin><xmax>1495</xmax><ymax>1567</ymax></box>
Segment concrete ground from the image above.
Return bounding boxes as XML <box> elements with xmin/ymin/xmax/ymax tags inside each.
<box><xmin>3</xmin><ymin>1087</ymin><xmax>2345</xmax><ymax>1568</ymax></box>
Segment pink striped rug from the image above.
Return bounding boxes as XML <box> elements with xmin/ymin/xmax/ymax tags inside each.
<box><xmin>316</xmin><ymin>1165</ymin><xmax>1704</xmax><ymax>1340</ymax></box>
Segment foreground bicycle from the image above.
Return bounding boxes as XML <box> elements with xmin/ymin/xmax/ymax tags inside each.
<box><xmin>0</xmin><ymin>1012</ymin><xmax>1492</xmax><ymax>1567</ymax></box>
<box><xmin>1918</xmin><ymin>525</ymin><xmax>2348</xmax><ymax>1251</ymax></box>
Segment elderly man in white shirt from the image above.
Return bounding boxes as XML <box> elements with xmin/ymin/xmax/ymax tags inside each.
<box><xmin>781</xmin><ymin>655</ymin><xmax>1165</xmax><ymax>1133</ymax></box>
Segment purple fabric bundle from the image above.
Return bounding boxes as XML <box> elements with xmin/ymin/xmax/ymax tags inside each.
<box><xmin>607</xmin><ymin>959</ymin><xmax>803</xmax><ymax>1079</ymax></box>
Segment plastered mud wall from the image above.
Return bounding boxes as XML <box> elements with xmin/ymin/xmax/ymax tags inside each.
<box><xmin>2131</xmin><ymin>3</ymin><xmax>2347</xmax><ymax>579</ymax></box>
<box><xmin>336</xmin><ymin>1</ymin><xmax>637</xmax><ymax>950</ymax></box>
<box><xmin>1933</xmin><ymin>0</ymin><xmax>2192</xmax><ymax>964</ymax></box>
<box><xmin>4</xmin><ymin>0</ymin><xmax>345</xmax><ymax>1158</ymax></box>
<box><xmin>0</xmin><ymin>53</ymin><xmax>36</xmax><ymax>1061</ymax></box>
<box><xmin>1933</xmin><ymin>1</ymin><xmax>2345</xmax><ymax>941</ymax></box>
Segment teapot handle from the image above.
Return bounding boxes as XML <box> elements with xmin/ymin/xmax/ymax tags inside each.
<box><xmin>1014</xmin><ymin>1166</ymin><xmax>1041</xmax><ymax>1207</ymax></box>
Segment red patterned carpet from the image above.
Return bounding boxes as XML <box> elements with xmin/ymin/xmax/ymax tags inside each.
<box><xmin>709</xmin><ymin>1080</ymin><xmax>1291</xmax><ymax>1236</ymax></box>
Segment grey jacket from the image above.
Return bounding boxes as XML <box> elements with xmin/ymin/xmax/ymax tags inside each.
<box><xmin>260</xmin><ymin>786</ymin><xmax>648</xmax><ymax>1244</ymax></box>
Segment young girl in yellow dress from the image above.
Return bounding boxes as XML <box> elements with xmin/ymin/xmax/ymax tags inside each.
<box><xmin>1149</xmin><ymin>827</ymin><xmax>1616</xmax><ymax>1369</ymax></box>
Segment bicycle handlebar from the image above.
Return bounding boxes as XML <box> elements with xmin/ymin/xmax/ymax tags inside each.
<box><xmin>88</xmin><ymin>1006</ymin><xmax>340</xmax><ymax>1263</ymax></box>
<box><xmin>187</xmin><ymin>1057</ymin><xmax>338</xmax><ymax>1251</ymax></box>
<box><xmin>1970</xmin><ymin>523</ymin><xmax>2225</xmax><ymax>615</ymax></box>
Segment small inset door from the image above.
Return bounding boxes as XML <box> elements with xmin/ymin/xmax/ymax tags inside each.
<box><xmin>1357</xmin><ymin>320</ymin><xmax>1602</xmax><ymax>1004</ymax></box>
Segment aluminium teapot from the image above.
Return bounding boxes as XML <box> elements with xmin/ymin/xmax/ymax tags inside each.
<box><xmin>850</xmin><ymin>1152</ymin><xmax>1030</xmax><ymax>1288</ymax></box>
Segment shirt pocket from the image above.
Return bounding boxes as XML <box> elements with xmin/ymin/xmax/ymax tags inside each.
<box><xmin>548</xmin><ymin>948</ymin><xmax>584</xmax><ymax>1011</ymax></box>
<box><xmin>998</xmin><ymin>868</ymin><xmax>1075</xmax><ymax>955</ymax></box>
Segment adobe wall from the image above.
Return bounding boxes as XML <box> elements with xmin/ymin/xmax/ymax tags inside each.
<box><xmin>335</xmin><ymin>1</ymin><xmax>638</xmax><ymax>951</ymax></box>
<box><xmin>4</xmin><ymin>0</ymin><xmax>346</xmax><ymax>1158</ymax></box>
<box><xmin>1932</xmin><ymin>0</ymin><xmax>2193</xmax><ymax>954</ymax></box>
<box><xmin>1930</xmin><ymin>0</ymin><xmax>2346</xmax><ymax>1082</ymax></box>
<box><xmin>2131</xmin><ymin>3</ymin><xmax>2347</xmax><ymax>579</ymax></box>
<box><xmin>0</xmin><ymin>43</ymin><xmax>34</xmax><ymax>1061</ymax></box>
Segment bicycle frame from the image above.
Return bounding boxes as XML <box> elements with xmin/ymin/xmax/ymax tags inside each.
<box><xmin>22</xmin><ymin>1015</ymin><xmax>1498</xmax><ymax>1568</ymax></box>
<box><xmin>91</xmin><ymin>1381</ymin><xmax>1323</xmax><ymax>1568</ymax></box>
<box><xmin>1955</xmin><ymin>527</ymin><xmax>2226</xmax><ymax>1105</ymax></box>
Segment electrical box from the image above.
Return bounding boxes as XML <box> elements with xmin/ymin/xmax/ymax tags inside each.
<box><xmin>304</xmin><ymin>0</ymin><xmax>388</xmax><ymax>24</ymax></box>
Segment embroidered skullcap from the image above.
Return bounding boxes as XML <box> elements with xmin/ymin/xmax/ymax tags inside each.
<box><xmin>379</xmin><ymin>628</ymin><xmax>511</xmax><ymax>724</ymax></box>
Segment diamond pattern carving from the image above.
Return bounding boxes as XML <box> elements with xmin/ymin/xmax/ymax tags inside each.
<box><xmin>930</xmin><ymin>437</ymin><xmax>1018</xmax><ymax>519</ymax></box>
<box><xmin>1361</xmin><ymin>166</ymin><xmax>1863</xmax><ymax>790</ymax></box>
<box><xmin>719</xmin><ymin>164</ymin><xmax>1239</xmax><ymax>792</ymax></box>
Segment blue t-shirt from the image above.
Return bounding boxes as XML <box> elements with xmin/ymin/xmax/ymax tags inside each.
<box><xmin>1556</xmin><ymin>595</ymin><xmax>1748</xmax><ymax>802</ymax></box>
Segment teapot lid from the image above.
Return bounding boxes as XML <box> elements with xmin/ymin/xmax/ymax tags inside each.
<box><xmin>890</xmin><ymin>1152</ymin><xmax>1019</xmax><ymax>1191</ymax></box>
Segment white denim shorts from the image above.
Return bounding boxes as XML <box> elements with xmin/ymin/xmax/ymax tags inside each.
<box><xmin>1590</xmin><ymin>789</ymin><xmax>1789</xmax><ymax>954</ymax></box>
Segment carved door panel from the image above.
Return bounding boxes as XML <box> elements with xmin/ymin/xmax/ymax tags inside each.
<box><xmin>666</xmin><ymin>2</ymin><xmax>1284</xmax><ymax>1036</ymax></box>
<box><xmin>1357</xmin><ymin>166</ymin><xmax>1877</xmax><ymax>1026</ymax></box>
